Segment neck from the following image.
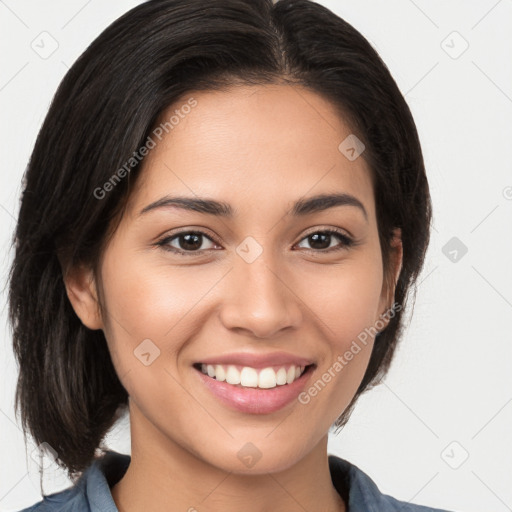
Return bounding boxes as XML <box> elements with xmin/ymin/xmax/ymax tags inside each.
<box><xmin>111</xmin><ymin>403</ymin><xmax>345</xmax><ymax>512</ymax></box>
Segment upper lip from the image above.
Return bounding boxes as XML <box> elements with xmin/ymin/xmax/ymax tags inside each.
<box><xmin>197</xmin><ymin>351</ymin><xmax>315</xmax><ymax>369</ymax></box>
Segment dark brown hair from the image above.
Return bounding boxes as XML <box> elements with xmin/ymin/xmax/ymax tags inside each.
<box><xmin>9</xmin><ymin>0</ymin><xmax>432</xmax><ymax>482</ymax></box>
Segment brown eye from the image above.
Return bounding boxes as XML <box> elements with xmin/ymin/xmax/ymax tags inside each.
<box><xmin>296</xmin><ymin>230</ymin><xmax>354</xmax><ymax>252</ymax></box>
<box><xmin>157</xmin><ymin>230</ymin><xmax>218</xmax><ymax>255</ymax></box>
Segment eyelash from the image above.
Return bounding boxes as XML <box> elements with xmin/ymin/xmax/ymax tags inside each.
<box><xmin>155</xmin><ymin>228</ymin><xmax>355</xmax><ymax>257</ymax></box>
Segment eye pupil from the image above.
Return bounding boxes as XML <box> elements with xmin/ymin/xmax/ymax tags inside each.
<box><xmin>309</xmin><ymin>233</ymin><xmax>331</xmax><ymax>250</ymax></box>
<box><xmin>179</xmin><ymin>233</ymin><xmax>202</xmax><ymax>250</ymax></box>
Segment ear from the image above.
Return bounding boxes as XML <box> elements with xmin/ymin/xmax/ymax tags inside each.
<box><xmin>376</xmin><ymin>228</ymin><xmax>403</xmax><ymax>331</ymax></box>
<box><xmin>62</xmin><ymin>263</ymin><xmax>104</xmax><ymax>330</ymax></box>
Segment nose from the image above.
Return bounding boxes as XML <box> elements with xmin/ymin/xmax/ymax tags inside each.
<box><xmin>219</xmin><ymin>252</ymin><xmax>303</xmax><ymax>339</ymax></box>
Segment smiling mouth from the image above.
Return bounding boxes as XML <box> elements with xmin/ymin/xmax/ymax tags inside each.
<box><xmin>193</xmin><ymin>362</ymin><xmax>315</xmax><ymax>389</ymax></box>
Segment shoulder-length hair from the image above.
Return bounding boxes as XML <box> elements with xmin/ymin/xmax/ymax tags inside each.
<box><xmin>9</xmin><ymin>0</ymin><xmax>431</xmax><ymax>480</ymax></box>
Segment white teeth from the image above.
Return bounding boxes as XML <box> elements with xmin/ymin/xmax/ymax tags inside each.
<box><xmin>215</xmin><ymin>364</ymin><xmax>226</xmax><ymax>382</ymax></box>
<box><xmin>225</xmin><ymin>365</ymin><xmax>241</xmax><ymax>385</ymax></box>
<box><xmin>258</xmin><ymin>368</ymin><xmax>277</xmax><ymax>388</ymax></box>
<box><xmin>276</xmin><ymin>368</ymin><xmax>287</xmax><ymax>385</ymax></box>
<box><xmin>240</xmin><ymin>367</ymin><xmax>258</xmax><ymax>387</ymax></box>
<box><xmin>199</xmin><ymin>363</ymin><xmax>308</xmax><ymax>388</ymax></box>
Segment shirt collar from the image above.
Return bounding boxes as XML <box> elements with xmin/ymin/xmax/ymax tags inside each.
<box><xmin>85</xmin><ymin>451</ymin><xmax>130</xmax><ymax>512</ymax></box>
<box><xmin>79</xmin><ymin>450</ymin><xmax>393</xmax><ymax>512</ymax></box>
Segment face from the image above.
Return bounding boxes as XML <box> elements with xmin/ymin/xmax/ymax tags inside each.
<box><xmin>68</xmin><ymin>84</ymin><xmax>402</xmax><ymax>475</ymax></box>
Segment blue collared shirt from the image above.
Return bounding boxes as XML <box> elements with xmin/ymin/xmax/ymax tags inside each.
<box><xmin>18</xmin><ymin>450</ymin><xmax>453</xmax><ymax>511</ymax></box>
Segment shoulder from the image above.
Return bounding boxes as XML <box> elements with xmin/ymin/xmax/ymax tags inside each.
<box><xmin>14</xmin><ymin>450</ymin><xmax>130</xmax><ymax>512</ymax></box>
<box><xmin>375</xmin><ymin>492</ymin><xmax>454</xmax><ymax>512</ymax></box>
<box><xmin>328</xmin><ymin>454</ymin><xmax>455</xmax><ymax>512</ymax></box>
<box><xmin>13</xmin><ymin>484</ymin><xmax>88</xmax><ymax>511</ymax></box>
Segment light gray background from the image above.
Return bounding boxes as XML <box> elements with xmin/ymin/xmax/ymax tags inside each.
<box><xmin>1</xmin><ymin>1</ymin><xmax>511</xmax><ymax>511</ymax></box>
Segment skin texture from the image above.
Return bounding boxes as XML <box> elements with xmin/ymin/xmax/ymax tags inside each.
<box><xmin>65</xmin><ymin>84</ymin><xmax>402</xmax><ymax>512</ymax></box>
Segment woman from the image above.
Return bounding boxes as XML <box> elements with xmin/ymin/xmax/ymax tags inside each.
<box><xmin>9</xmin><ymin>0</ymin><xmax>452</xmax><ymax>510</ymax></box>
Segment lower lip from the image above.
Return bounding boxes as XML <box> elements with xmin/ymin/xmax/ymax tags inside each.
<box><xmin>194</xmin><ymin>366</ymin><xmax>315</xmax><ymax>415</ymax></box>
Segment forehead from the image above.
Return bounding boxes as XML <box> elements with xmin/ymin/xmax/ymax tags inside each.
<box><xmin>127</xmin><ymin>84</ymin><xmax>374</xmax><ymax>220</ymax></box>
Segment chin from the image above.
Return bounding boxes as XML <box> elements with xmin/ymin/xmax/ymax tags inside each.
<box><xmin>195</xmin><ymin>438</ymin><xmax>313</xmax><ymax>476</ymax></box>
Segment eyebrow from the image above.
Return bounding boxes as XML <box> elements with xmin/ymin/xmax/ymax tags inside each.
<box><xmin>138</xmin><ymin>192</ymin><xmax>368</xmax><ymax>222</ymax></box>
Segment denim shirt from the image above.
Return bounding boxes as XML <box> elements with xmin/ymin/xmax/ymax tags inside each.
<box><xmin>18</xmin><ymin>450</ymin><xmax>453</xmax><ymax>512</ymax></box>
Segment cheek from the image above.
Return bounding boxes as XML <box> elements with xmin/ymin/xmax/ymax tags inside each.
<box><xmin>98</xmin><ymin>250</ymin><xmax>221</xmax><ymax>368</ymax></box>
<box><xmin>102</xmin><ymin>246</ymin><xmax>196</xmax><ymax>325</ymax></box>
<box><xmin>298</xmin><ymin>250</ymin><xmax>384</xmax><ymax>414</ymax></box>
<box><xmin>311</xmin><ymin>249</ymin><xmax>385</xmax><ymax>345</ymax></box>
